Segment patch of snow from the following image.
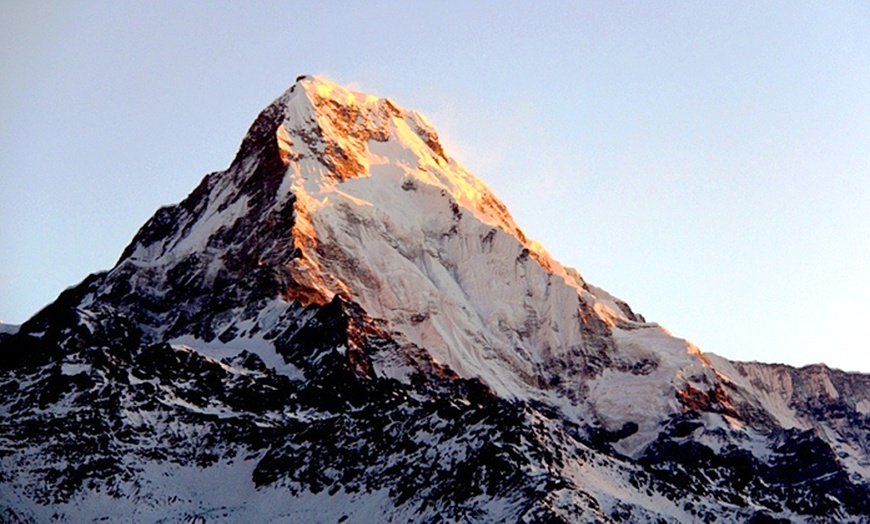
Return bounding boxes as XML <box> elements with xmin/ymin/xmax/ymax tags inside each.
<box><xmin>60</xmin><ymin>363</ymin><xmax>90</xmax><ymax>376</ymax></box>
<box><xmin>167</xmin><ymin>334</ymin><xmax>304</xmax><ymax>381</ymax></box>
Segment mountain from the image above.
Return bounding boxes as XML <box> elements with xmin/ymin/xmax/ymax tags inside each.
<box><xmin>2</xmin><ymin>75</ymin><xmax>869</xmax><ymax>523</ymax></box>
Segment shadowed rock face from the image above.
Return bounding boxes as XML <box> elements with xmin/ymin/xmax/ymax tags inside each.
<box><xmin>2</xmin><ymin>76</ymin><xmax>869</xmax><ymax>522</ymax></box>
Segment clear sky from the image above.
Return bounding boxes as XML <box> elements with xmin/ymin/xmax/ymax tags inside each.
<box><xmin>2</xmin><ymin>2</ymin><xmax>868</xmax><ymax>371</ymax></box>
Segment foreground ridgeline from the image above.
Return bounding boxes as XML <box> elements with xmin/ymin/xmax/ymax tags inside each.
<box><xmin>2</xmin><ymin>76</ymin><xmax>869</xmax><ymax>522</ymax></box>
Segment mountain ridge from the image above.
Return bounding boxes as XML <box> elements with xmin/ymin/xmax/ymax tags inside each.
<box><xmin>2</xmin><ymin>75</ymin><xmax>869</xmax><ymax>522</ymax></box>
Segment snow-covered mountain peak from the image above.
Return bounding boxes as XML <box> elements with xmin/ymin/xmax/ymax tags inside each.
<box><xmin>270</xmin><ymin>78</ymin><xmax>600</xmax><ymax>298</ymax></box>
<box><xmin>267</xmin><ymin>75</ymin><xmax>443</xmax><ymax>176</ymax></box>
<box><xmin>227</xmin><ymin>76</ymin><xmax>591</xmax><ymax>303</ymax></box>
<box><xmin>5</xmin><ymin>76</ymin><xmax>870</xmax><ymax>522</ymax></box>
<box><xmin>242</xmin><ymin>78</ymin><xmax>679</xmax><ymax>397</ymax></box>
<box><xmin>99</xmin><ymin>76</ymin><xmax>701</xmax><ymax>416</ymax></box>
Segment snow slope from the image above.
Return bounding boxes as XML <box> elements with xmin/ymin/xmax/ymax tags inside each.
<box><xmin>264</xmin><ymin>77</ymin><xmax>712</xmax><ymax>440</ymax></box>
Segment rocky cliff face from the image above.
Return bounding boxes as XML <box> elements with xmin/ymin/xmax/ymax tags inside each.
<box><xmin>1</xmin><ymin>76</ymin><xmax>868</xmax><ymax>522</ymax></box>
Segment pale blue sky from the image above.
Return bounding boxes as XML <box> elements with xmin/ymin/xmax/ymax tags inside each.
<box><xmin>2</xmin><ymin>2</ymin><xmax>868</xmax><ymax>371</ymax></box>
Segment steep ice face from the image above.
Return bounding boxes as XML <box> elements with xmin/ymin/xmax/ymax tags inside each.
<box><xmin>214</xmin><ymin>74</ymin><xmax>870</xmax><ymax>466</ymax></box>
<box><xmin>261</xmin><ymin>77</ymin><xmax>714</xmax><ymax>438</ymax></box>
